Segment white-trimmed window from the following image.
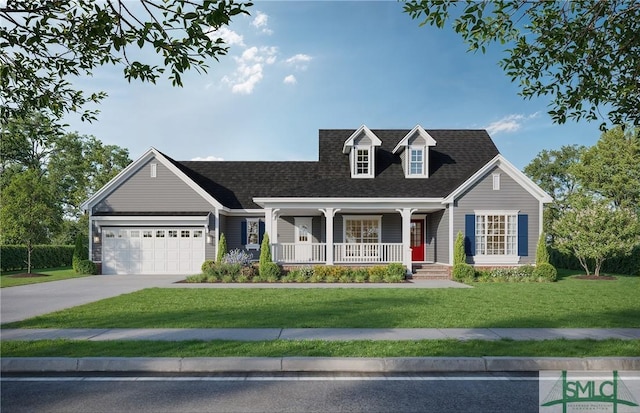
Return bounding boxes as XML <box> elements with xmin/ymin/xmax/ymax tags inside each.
<box><xmin>343</xmin><ymin>216</ymin><xmax>381</xmax><ymax>257</ymax></box>
<box><xmin>492</xmin><ymin>173</ymin><xmax>501</xmax><ymax>190</ymax></box>
<box><xmin>475</xmin><ymin>213</ymin><xmax>517</xmax><ymax>256</ymax></box>
<box><xmin>246</xmin><ymin>218</ymin><xmax>260</xmax><ymax>247</ymax></box>
<box><xmin>409</xmin><ymin>147</ymin><xmax>425</xmax><ymax>176</ymax></box>
<box><xmin>354</xmin><ymin>147</ymin><xmax>371</xmax><ymax>176</ymax></box>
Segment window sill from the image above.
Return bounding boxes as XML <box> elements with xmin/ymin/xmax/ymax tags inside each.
<box><xmin>245</xmin><ymin>244</ymin><xmax>260</xmax><ymax>251</ymax></box>
<box><xmin>472</xmin><ymin>255</ymin><xmax>520</xmax><ymax>265</ymax></box>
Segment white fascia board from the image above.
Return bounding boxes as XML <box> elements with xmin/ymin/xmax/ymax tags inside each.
<box><xmin>253</xmin><ymin>197</ymin><xmax>445</xmax><ymax>210</ymax></box>
<box><xmin>443</xmin><ymin>154</ymin><xmax>553</xmax><ymax>204</ymax></box>
<box><xmin>342</xmin><ymin>125</ymin><xmax>382</xmax><ymax>154</ymax></box>
<box><xmin>392</xmin><ymin>125</ymin><xmax>437</xmax><ymax>154</ymax></box>
<box><xmin>220</xmin><ymin>209</ymin><xmax>267</xmax><ymax>216</ymax></box>
<box><xmin>92</xmin><ymin>215</ymin><xmax>210</xmax><ymax>227</ymax></box>
<box><xmin>80</xmin><ymin>147</ymin><xmax>224</xmax><ymax>212</ymax></box>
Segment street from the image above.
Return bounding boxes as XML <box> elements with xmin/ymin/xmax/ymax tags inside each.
<box><xmin>1</xmin><ymin>373</ymin><xmax>539</xmax><ymax>413</ymax></box>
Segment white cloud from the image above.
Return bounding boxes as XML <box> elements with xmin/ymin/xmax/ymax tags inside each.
<box><xmin>191</xmin><ymin>155</ymin><xmax>225</xmax><ymax>161</ymax></box>
<box><xmin>251</xmin><ymin>11</ymin><xmax>273</xmax><ymax>35</ymax></box>
<box><xmin>484</xmin><ymin>113</ymin><xmax>539</xmax><ymax>135</ymax></box>
<box><xmin>285</xmin><ymin>54</ymin><xmax>312</xmax><ymax>70</ymax></box>
<box><xmin>222</xmin><ymin>46</ymin><xmax>278</xmax><ymax>94</ymax></box>
<box><xmin>207</xmin><ymin>27</ymin><xmax>245</xmax><ymax>47</ymax></box>
<box><xmin>283</xmin><ymin>75</ymin><xmax>297</xmax><ymax>85</ymax></box>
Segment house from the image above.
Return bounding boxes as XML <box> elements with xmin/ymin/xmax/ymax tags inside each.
<box><xmin>81</xmin><ymin>125</ymin><xmax>552</xmax><ymax>275</ymax></box>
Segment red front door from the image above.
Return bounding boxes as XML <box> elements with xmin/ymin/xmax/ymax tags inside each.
<box><xmin>410</xmin><ymin>219</ymin><xmax>425</xmax><ymax>261</ymax></box>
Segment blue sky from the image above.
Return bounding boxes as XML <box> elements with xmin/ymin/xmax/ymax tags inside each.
<box><xmin>64</xmin><ymin>1</ymin><xmax>603</xmax><ymax>170</ymax></box>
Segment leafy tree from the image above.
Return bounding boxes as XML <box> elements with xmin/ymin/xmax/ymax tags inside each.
<box><xmin>0</xmin><ymin>169</ymin><xmax>62</xmax><ymax>273</ymax></box>
<box><xmin>259</xmin><ymin>233</ymin><xmax>272</xmax><ymax>268</ymax></box>
<box><xmin>524</xmin><ymin>145</ymin><xmax>585</xmax><ymax>239</ymax></box>
<box><xmin>554</xmin><ymin>194</ymin><xmax>639</xmax><ymax>276</ymax></box>
<box><xmin>572</xmin><ymin>126</ymin><xmax>640</xmax><ymax>210</ymax></box>
<box><xmin>403</xmin><ymin>1</ymin><xmax>640</xmax><ymax>128</ymax></box>
<box><xmin>1</xmin><ymin>0</ymin><xmax>252</xmax><ymax>123</ymax></box>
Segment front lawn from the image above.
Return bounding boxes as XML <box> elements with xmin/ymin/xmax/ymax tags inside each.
<box><xmin>4</xmin><ymin>270</ymin><xmax>638</xmax><ymax>328</ymax></box>
<box><xmin>2</xmin><ymin>338</ymin><xmax>638</xmax><ymax>358</ymax></box>
<box><xmin>0</xmin><ymin>267</ymin><xmax>91</xmax><ymax>288</ymax></box>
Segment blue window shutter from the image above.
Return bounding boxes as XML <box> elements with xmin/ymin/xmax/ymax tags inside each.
<box><xmin>258</xmin><ymin>220</ymin><xmax>265</xmax><ymax>245</ymax></box>
<box><xmin>464</xmin><ymin>214</ymin><xmax>475</xmax><ymax>256</ymax></box>
<box><xmin>518</xmin><ymin>214</ymin><xmax>528</xmax><ymax>256</ymax></box>
<box><xmin>241</xmin><ymin>221</ymin><xmax>247</xmax><ymax>245</ymax></box>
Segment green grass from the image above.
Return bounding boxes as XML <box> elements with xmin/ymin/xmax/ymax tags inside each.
<box><xmin>0</xmin><ymin>267</ymin><xmax>91</xmax><ymax>288</ymax></box>
<box><xmin>2</xmin><ymin>338</ymin><xmax>638</xmax><ymax>358</ymax></box>
<box><xmin>4</xmin><ymin>270</ymin><xmax>638</xmax><ymax>329</ymax></box>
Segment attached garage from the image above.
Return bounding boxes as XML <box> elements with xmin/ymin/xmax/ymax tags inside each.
<box><xmin>102</xmin><ymin>227</ymin><xmax>205</xmax><ymax>275</ymax></box>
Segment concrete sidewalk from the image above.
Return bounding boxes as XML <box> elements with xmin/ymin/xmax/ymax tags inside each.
<box><xmin>3</xmin><ymin>327</ymin><xmax>640</xmax><ymax>341</ymax></box>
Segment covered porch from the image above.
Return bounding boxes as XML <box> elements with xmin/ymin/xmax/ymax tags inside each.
<box><xmin>254</xmin><ymin>197</ymin><xmax>449</xmax><ymax>271</ymax></box>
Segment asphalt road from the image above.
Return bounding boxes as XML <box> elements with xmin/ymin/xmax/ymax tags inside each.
<box><xmin>1</xmin><ymin>373</ymin><xmax>539</xmax><ymax>413</ymax></box>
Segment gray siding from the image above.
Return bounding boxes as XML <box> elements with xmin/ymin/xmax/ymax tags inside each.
<box><xmin>454</xmin><ymin>166</ymin><xmax>540</xmax><ymax>264</ymax></box>
<box><xmin>205</xmin><ymin>215</ymin><xmax>216</xmax><ymax>261</ymax></box>
<box><xmin>224</xmin><ymin>215</ymin><xmax>264</xmax><ymax>260</ymax></box>
<box><xmin>354</xmin><ymin>134</ymin><xmax>372</xmax><ymax>146</ymax></box>
<box><xmin>430</xmin><ymin>208</ymin><xmax>449</xmax><ymax>264</ymax></box>
<box><xmin>93</xmin><ymin>158</ymin><xmax>213</xmax><ymax>213</ymax></box>
<box><xmin>277</xmin><ymin>217</ymin><xmax>322</xmax><ymax>244</ymax></box>
<box><xmin>333</xmin><ymin>213</ymin><xmax>401</xmax><ymax>243</ymax></box>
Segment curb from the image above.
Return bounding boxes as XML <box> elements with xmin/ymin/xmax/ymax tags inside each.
<box><xmin>2</xmin><ymin>357</ymin><xmax>639</xmax><ymax>373</ymax></box>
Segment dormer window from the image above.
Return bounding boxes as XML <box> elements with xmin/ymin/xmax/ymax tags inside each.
<box><xmin>343</xmin><ymin>125</ymin><xmax>381</xmax><ymax>179</ymax></box>
<box><xmin>409</xmin><ymin>147</ymin><xmax>424</xmax><ymax>175</ymax></box>
<box><xmin>355</xmin><ymin>147</ymin><xmax>370</xmax><ymax>175</ymax></box>
<box><xmin>392</xmin><ymin>125</ymin><xmax>436</xmax><ymax>178</ymax></box>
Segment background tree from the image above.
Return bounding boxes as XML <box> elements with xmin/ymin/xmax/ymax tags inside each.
<box><xmin>1</xmin><ymin>113</ymin><xmax>131</xmax><ymax>244</ymax></box>
<box><xmin>0</xmin><ymin>169</ymin><xmax>62</xmax><ymax>273</ymax></box>
<box><xmin>1</xmin><ymin>0</ymin><xmax>252</xmax><ymax>123</ymax></box>
<box><xmin>524</xmin><ymin>145</ymin><xmax>584</xmax><ymax>240</ymax></box>
<box><xmin>555</xmin><ymin>194</ymin><xmax>639</xmax><ymax>276</ymax></box>
<box><xmin>403</xmin><ymin>0</ymin><xmax>640</xmax><ymax>128</ymax></box>
<box><xmin>571</xmin><ymin>126</ymin><xmax>640</xmax><ymax>210</ymax></box>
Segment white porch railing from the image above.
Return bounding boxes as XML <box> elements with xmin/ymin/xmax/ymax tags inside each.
<box><xmin>273</xmin><ymin>243</ymin><xmax>404</xmax><ymax>264</ymax></box>
<box><xmin>334</xmin><ymin>243</ymin><xmax>404</xmax><ymax>263</ymax></box>
<box><xmin>273</xmin><ymin>243</ymin><xmax>326</xmax><ymax>263</ymax></box>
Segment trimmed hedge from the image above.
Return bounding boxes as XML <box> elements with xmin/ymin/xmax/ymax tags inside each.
<box><xmin>1</xmin><ymin>245</ymin><xmax>74</xmax><ymax>272</ymax></box>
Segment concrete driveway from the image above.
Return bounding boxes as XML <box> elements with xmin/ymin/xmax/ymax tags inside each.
<box><xmin>0</xmin><ymin>275</ymin><xmax>184</xmax><ymax>324</ymax></box>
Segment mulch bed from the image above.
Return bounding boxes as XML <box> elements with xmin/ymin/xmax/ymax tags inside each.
<box><xmin>7</xmin><ymin>273</ymin><xmax>50</xmax><ymax>278</ymax></box>
<box><xmin>574</xmin><ymin>275</ymin><xmax>617</xmax><ymax>280</ymax></box>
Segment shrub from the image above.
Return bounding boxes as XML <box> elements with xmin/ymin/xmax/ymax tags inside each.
<box><xmin>452</xmin><ymin>263</ymin><xmax>475</xmax><ymax>282</ymax></box>
<box><xmin>223</xmin><ymin>249</ymin><xmax>252</xmax><ymax>266</ymax></box>
<box><xmin>313</xmin><ymin>265</ymin><xmax>348</xmax><ymax>283</ymax></box>
<box><xmin>368</xmin><ymin>266</ymin><xmax>386</xmax><ymax>283</ymax></box>
<box><xmin>259</xmin><ymin>262</ymin><xmax>281</xmax><ymax>282</ymax></box>
<box><xmin>453</xmin><ymin>231</ymin><xmax>466</xmax><ymax>265</ymax></box>
<box><xmin>217</xmin><ymin>233</ymin><xmax>227</xmax><ymax>263</ymax></box>
<box><xmin>352</xmin><ymin>268</ymin><xmax>368</xmax><ymax>283</ymax></box>
<box><xmin>221</xmin><ymin>274</ymin><xmax>234</xmax><ymax>283</ymax></box>
<box><xmin>534</xmin><ymin>262</ymin><xmax>558</xmax><ymax>282</ymax></box>
<box><xmin>0</xmin><ymin>245</ymin><xmax>75</xmax><ymax>272</ymax></box>
<box><xmin>72</xmin><ymin>234</ymin><xmax>87</xmax><ymax>273</ymax></box>
<box><xmin>75</xmin><ymin>259</ymin><xmax>97</xmax><ymax>275</ymax></box>
<box><xmin>236</xmin><ymin>274</ymin><xmax>250</xmax><ymax>283</ymax></box>
<box><xmin>201</xmin><ymin>260</ymin><xmax>215</xmax><ymax>273</ymax></box>
<box><xmin>385</xmin><ymin>263</ymin><xmax>406</xmax><ymax>282</ymax></box>
<box><xmin>259</xmin><ymin>233</ymin><xmax>272</xmax><ymax>267</ymax></box>
<box><xmin>240</xmin><ymin>265</ymin><xmax>258</xmax><ymax>280</ymax></box>
<box><xmin>536</xmin><ymin>232</ymin><xmax>550</xmax><ymax>265</ymax></box>
<box><xmin>186</xmin><ymin>273</ymin><xmax>208</xmax><ymax>283</ymax></box>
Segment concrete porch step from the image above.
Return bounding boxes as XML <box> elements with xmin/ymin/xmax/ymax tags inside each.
<box><xmin>411</xmin><ymin>264</ymin><xmax>451</xmax><ymax>280</ymax></box>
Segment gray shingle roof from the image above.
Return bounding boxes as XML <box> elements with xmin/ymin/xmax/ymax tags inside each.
<box><xmin>167</xmin><ymin>129</ymin><xmax>499</xmax><ymax>209</ymax></box>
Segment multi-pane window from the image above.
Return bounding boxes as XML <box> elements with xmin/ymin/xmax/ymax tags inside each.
<box><xmin>344</xmin><ymin>218</ymin><xmax>380</xmax><ymax>244</ymax></box>
<box><xmin>475</xmin><ymin>214</ymin><xmax>517</xmax><ymax>255</ymax></box>
<box><xmin>355</xmin><ymin>148</ymin><xmax>369</xmax><ymax>175</ymax></box>
<box><xmin>247</xmin><ymin>219</ymin><xmax>259</xmax><ymax>245</ymax></box>
<box><xmin>409</xmin><ymin>148</ymin><xmax>424</xmax><ymax>175</ymax></box>
<box><xmin>168</xmin><ymin>230</ymin><xmax>178</xmax><ymax>238</ymax></box>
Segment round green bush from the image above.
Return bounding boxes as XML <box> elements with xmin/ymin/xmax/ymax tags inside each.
<box><xmin>76</xmin><ymin>259</ymin><xmax>97</xmax><ymax>275</ymax></box>
<box><xmin>201</xmin><ymin>260</ymin><xmax>215</xmax><ymax>273</ymax></box>
<box><xmin>533</xmin><ymin>262</ymin><xmax>557</xmax><ymax>282</ymax></box>
<box><xmin>259</xmin><ymin>262</ymin><xmax>281</xmax><ymax>281</ymax></box>
<box><xmin>452</xmin><ymin>263</ymin><xmax>475</xmax><ymax>282</ymax></box>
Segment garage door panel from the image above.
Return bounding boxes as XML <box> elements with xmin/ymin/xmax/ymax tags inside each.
<box><xmin>103</xmin><ymin>226</ymin><xmax>205</xmax><ymax>275</ymax></box>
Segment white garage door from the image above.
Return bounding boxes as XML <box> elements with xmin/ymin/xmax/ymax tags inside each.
<box><xmin>102</xmin><ymin>227</ymin><xmax>205</xmax><ymax>275</ymax></box>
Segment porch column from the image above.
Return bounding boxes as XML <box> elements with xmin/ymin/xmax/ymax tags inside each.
<box><xmin>396</xmin><ymin>208</ymin><xmax>416</xmax><ymax>273</ymax></box>
<box><xmin>266</xmin><ymin>208</ymin><xmax>280</xmax><ymax>261</ymax></box>
<box><xmin>320</xmin><ymin>208</ymin><xmax>339</xmax><ymax>265</ymax></box>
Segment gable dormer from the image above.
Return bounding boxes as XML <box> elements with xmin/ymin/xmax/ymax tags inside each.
<box><xmin>342</xmin><ymin>125</ymin><xmax>382</xmax><ymax>178</ymax></box>
<box><xmin>392</xmin><ymin>125</ymin><xmax>436</xmax><ymax>178</ymax></box>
